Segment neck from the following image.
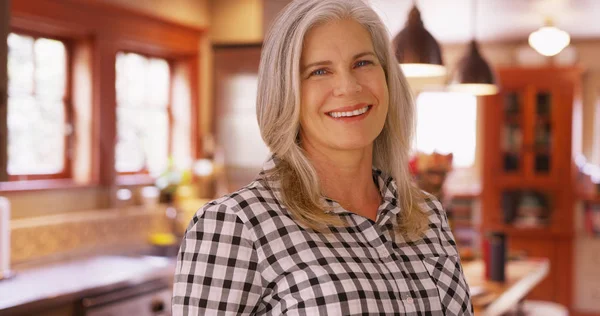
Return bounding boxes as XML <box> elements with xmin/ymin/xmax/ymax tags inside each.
<box><xmin>301</xmin><ymin>138</ymin><xmax>381</xmax><ymax>220</ymax></box>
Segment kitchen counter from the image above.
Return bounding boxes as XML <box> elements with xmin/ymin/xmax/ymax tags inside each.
<box><xmin>0</xmin><ymin>255</ymin><xmax>176</xmax><ymax>315</ymax></box>
<box><xmin>464</xmin><ymin>258</ymin><xmax>550</xmax><ymax>316</ymax></box>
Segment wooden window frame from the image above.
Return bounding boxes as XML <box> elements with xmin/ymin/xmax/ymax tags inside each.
<box><xmin>6</xmin><ymin>30</ymin><xmax>74</xmax><ymax>181</ymax></box>
<box><xmin>1</xmin><ymin>0</ymin><xmax>203</xmax><ymax>192</ymax></box>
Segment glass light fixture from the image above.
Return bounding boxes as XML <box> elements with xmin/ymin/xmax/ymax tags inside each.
<box><xmin>528</xmin><ymin>24</ymin><xmax>571</xmax><ymax>57</ymax></box>
<box><xmin>448</xmin><ymin>0</ymin><xmax>498</xmax><ymax>95</ymax></box>
<box><xmin>393</xmin><ymin>4</ymin><xmax>446</xmax><ymax>78</ymax></box>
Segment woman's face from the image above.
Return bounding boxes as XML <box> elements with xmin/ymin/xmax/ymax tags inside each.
<box><xmin>299</xmin><ymin>19</ymin><xmax>389</xmax><ymax>155</ymax></box>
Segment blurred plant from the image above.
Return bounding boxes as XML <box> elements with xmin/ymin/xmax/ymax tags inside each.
<box><xmin>154</xmin><ymin>157</ymin><xmax>193</xmax><ymax>203</ymax></box>
<box><xmin>409</xmin><ymin>151</ymin><xmax>453</xmax><ymax>202</ymax></box>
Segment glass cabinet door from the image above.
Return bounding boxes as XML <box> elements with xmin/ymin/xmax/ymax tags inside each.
<box><xmin>533</xmin><ymin>91</ymin><xmax>552</xmax><ymax>174</ymax></box>
<box><xmin>501</xmin><ymin>92</ymin><xmax>524</xmax><ymax>175</ymax></box>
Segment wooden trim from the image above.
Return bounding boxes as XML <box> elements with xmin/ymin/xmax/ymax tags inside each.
<box><xmin>189</xmin><ymin>56</ymin><xmax>200</xmax><ymax>160</ymax></box>
<box><xmin>212</xmin><ymin>43</ymin><xmax>263</xmax><ymax>50</ymax></box>
<box><xmin>10</xmin><ymin>15</ymin><xmax>91</xmax><ymax>40</ymax></box>
<box><xmin>579</xmin><ymin>194</ymin><xmax>600</xmax><ymax>203</ymax></box>
<box><xmin>72</xmin><ymin>39</ymin><xmax>95</xmax><ymax>184</ymax></box>
<box><xmin>0</xmin><ymin>0</ymin><xmax>10</xmax><ymax>182</ymax></box>
<box><xmin>12</xmin><ymin>0</ymin><xmax>203</xmax><ymax>55</ymax></box>
<box><xmin>70</xmin><ymin>0</ymin><xmax>206</xmax><ymax>34</ymax></box>
<box><xmin>115</xmin><ymin>174</ymin><xmax>155</xmax><ymax>186</ymax></box>
<box><xmin>95</xmin><ymin>38</ymin><xmax>117</xmax><ymax>186</ymax></box>
<box><xmin>0</xmin><ymin>179</ymin><xmax>97</xmax><ymax>192</ymax></box>
<box><xmin>168</xmin><ymin>60</ymin><xmax>174</xmax><ymax>157</ymax></box>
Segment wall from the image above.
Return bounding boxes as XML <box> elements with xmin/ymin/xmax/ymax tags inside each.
<box><xmin>262</xmin><ymin>0</ymin><xmax>292</xmax><ymax>38</ymax></box>
<box><xmin>81</xmin><ymin>0</ymin><xmax>210</xmax><ymax>29</ymax></box>
<box><xmin>210</xmin><ymin>0</ymin><xmax>263</xmax><ymax>45</ymax></box>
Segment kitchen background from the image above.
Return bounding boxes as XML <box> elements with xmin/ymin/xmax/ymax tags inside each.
<box><xmin>0</xmin><ymin>0</ymin><xmax>599</xmax><ymax>315</ymax></box>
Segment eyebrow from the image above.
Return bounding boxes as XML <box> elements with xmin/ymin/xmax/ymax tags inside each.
<box><xmin>301</xmin><ymin>51</ymin><xmax>376</xmax><ymax>72</ymax></box>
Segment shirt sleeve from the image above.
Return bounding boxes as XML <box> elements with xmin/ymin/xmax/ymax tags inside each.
<box><xmin>172</xmin><ymin>202</ymin><xmax>263</xmax><ymax>315</ymax></box>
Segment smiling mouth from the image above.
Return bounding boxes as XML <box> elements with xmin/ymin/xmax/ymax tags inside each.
<box><xmin>326</xmin><ymin>105</ymin><xmax>372</xmax><ymax>118</ymax></box>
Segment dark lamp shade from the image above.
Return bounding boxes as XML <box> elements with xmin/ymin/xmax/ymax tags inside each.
<box><xmin>393</xmin><ymin>6</ymin><xmax>446</xmax><ymax>78</ymax></box>
<box><xmin>449</xmin><ymin>40</ymin><xmax>499</xmax><ymax>95</ymax></box>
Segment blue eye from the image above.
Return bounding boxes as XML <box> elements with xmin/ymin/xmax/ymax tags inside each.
<box><xmin>355</xmin><ymin>60</ymin><xmax>373</xmax><ymax>67</ymax></box>
<box><xmin>310</xmin><ymin>69</ymin><xmax>327</xmax><ymax>77</ymax></box>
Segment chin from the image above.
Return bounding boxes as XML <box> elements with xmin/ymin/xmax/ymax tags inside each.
<box><xmin>330</xmin><ymin>136</ymin><xmax>376</xmax><ymax>152</ymax></box>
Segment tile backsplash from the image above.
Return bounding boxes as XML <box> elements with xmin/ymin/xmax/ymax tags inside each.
<box><xmin>10</xmin><ymin>206</ymin><xmax>171</xmax><ymax>265</ymax></box>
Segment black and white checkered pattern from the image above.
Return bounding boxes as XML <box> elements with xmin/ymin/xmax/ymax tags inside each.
<box><xmin>173</xmin><ymin>157</ymin><xmax>473</xmax><ymax>315</ymax></box>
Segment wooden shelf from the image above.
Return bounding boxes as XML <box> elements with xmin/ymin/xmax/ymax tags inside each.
<box><xmin>579</xmin><ymin>194</ymin><xmax>600</xmax><ymax>203</ymax></box>
<box><xmin>504</xmin><ymin>115</ymin><xmax>522</xmax><ymax>124</ymax></box>
<box><xmin>481</xmin><ymin>224</ymin><xmax>573</xmax><ymax>238</ymax></box>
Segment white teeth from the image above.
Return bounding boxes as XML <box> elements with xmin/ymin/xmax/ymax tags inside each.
<box><xmin>329</xmin><ymin>105</ymin><xmax>370</xmax><ymax>118</ymax></box>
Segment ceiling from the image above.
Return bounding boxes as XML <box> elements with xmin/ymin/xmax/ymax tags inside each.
<box><xmin>367</xmin><ymin>0</ymin><xmax>600</xmax><ymax>44</ymax></box>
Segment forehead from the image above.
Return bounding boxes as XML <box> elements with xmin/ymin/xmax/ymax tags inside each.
<box><xmin>301</xmin><ymin>19</ymin><xmax>375</xmax><ymax>60</ymax></box>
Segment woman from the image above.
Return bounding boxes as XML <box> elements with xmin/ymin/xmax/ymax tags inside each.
<box><xmin>173</xmin><ymin>0</ymin><xmax>473</xmax><ymax>315</ymax></box>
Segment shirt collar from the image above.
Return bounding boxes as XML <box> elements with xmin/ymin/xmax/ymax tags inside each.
<box><xmin>258</xmin><ymin>154</ymin><xmax>402</xmax><ymax>220</ymax></box>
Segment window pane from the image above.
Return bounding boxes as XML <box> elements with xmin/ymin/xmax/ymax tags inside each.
<box><xmin>171</xmin><ymin>63</ymin><xmax>192</xmax><ymax>169</ymax></box>
<box><xmin>115</xmin><ymin>106</ymin><xmax>146</xmax><ymax>172</ymax></box>
<box><xmin>35</xmin><ymin>38</ymin><xmax>66</xmax><ymax>99</ymax></box>
<box><xmin>147</xmin><ymin>58</ymin><xmax>170</xmax><ymax>109</ymax></box>
<box><xmin>115</xmin><ymin>52</ymin><xmax>170</xmax><ymax>175</ymax></box>
<box><xmin>6</xmin><ymin>34</ymin><xmax>67</xmax><ymax>176</ymax></box>
<box><xmin>115</xmin><ymin>107</ymin><xmax>169</xmax><ymax>174</ymax></box>
<box><xmin>7</xmin><ymin>97</ymin><xmax>65</xmax><ymax>175</ymax></box>
<box><xmin>7</xmin><ymin>33</ymin><xmax>34</xmax><ymax>96</ymax></box>
<box><xmin>415</xmin><ymin>92</ymin><xmax>477</xmax><ymax>168</ymax></box>
<box><xmin>142</xmin><ymin>110</ymin><xmax>169</xmax><ymax>175</ymax></box>
<box><xmin>116</xmin><ymin>52</ymin><xmax>146</xmax><ymax>107</ymax></box>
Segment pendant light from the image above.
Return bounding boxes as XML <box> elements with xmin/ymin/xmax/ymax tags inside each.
<box><xmin>449</xmin><ymin>0</ymin><xmax>498</xmax><ymax>96</ymax></box>
<box><xmin>392</xmin><ymin>1</ymin><xmax>446</xmax><ymax>78</ymax></box>
<box><xmin>528</xmin><ymin>18</ymin><xmax>570</xmax><ymax>57</ymax></box>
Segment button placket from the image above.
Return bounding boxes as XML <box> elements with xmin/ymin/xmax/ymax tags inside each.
<box><xmin>356</xmin><ymin>218</ymin><xmax>393</xmax><ymax>258</ymax></box>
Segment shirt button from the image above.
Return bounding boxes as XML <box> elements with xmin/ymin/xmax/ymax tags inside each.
<box><xmin>405</xmin><ymin>297</ymin><xmax>414</xmax><ymax>304</ymax></box>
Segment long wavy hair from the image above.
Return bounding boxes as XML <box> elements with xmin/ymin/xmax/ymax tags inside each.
<box><xmin>256</xmin><ymin>0</ymin><xmax>429</xmax><ymax>239</ymax></box>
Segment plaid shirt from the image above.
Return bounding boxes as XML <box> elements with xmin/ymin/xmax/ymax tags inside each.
<box><xmin>173</xmin><ymin>157</ymin><xmax>473</xmax><ymax>315</ymax></box>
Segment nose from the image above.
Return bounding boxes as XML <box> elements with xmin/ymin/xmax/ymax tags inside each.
<box><xmin>332</xmin><ymin>72</ymin><xmax>362</xmax><ymax>96</ymax></box>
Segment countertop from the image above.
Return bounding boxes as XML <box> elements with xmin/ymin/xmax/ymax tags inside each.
<box><xmin>0</xmin><ymin>254</ymin><xmax>176</xmax><ymax>315</ymax></box>
<box><xmin>464</xmin><ymin>258</ymin><xmax>550</xmax><ymax>316</ymax></box>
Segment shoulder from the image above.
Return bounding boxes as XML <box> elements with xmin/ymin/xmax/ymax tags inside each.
<box><xmin>186</xmin><ymin>178</ymin><xmax>289</xmax><ymax>238</ymax></box>
<box><xmin>418</xmin><ymin>190</ymin><xmax>448</xmax><ymax>226</ymax></box>
<box><xmin>415</xmin><ymin>190</ymin><xmax>459</xmax><ymax>256</ymax></box>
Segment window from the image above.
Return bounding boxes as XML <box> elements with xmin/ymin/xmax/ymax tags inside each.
<box><xmin>414</xmin><ymin>92</ymin><xmax>477</xmax><ymax>168</ymax></box>
<box><xmin>6</xmin><ymin>33</ymin><xmax>71</xmax><ymax>180</ymax></box>
<box><xmin>115</xmin><ymin>52</ymin><xmax>170</xmax><ymax>176</ymax></box>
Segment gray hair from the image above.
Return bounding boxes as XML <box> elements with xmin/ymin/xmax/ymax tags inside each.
<box><xmin>256</xmin><ymin>0</ymin><xmax>428</xmax><ymax>238</ymax></box>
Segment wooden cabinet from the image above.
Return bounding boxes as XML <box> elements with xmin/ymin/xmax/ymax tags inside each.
<box><xmin>484</xmin><ymin>69</ymin><xmax>576</xmax><ymax>188</ymax></box>
<box><xmin>481</xmin><ymin>67</ymin><xmax>581</xmax><ymax>308</ymax></box>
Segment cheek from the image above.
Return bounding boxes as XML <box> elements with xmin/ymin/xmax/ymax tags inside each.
<box><xmin>301</xmin><ymin>81</ymin><xmax>331</xmax><ymax>114</ymax></box>
<box><xmin>362</xmin><ymin>73</ymin><xmax>388</xmax><ymax>106</ymax></box>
